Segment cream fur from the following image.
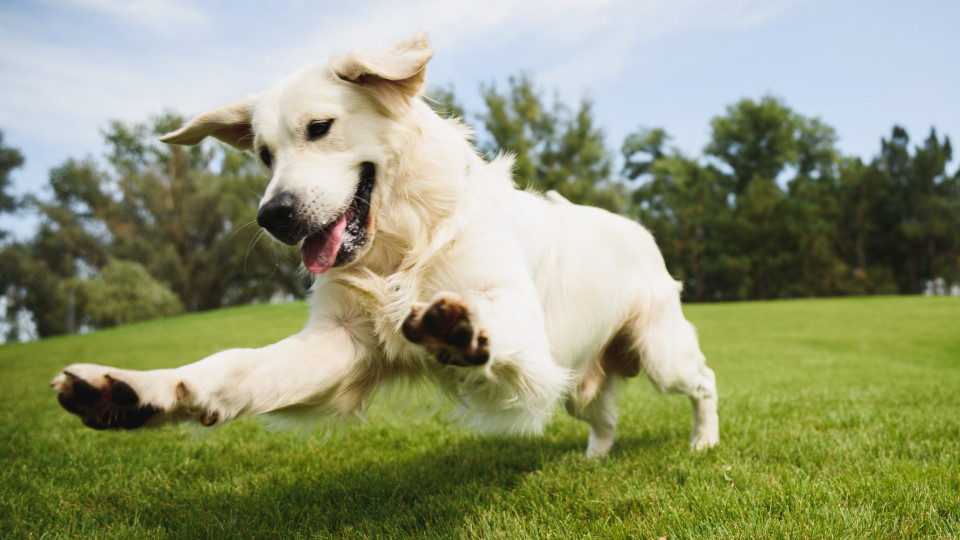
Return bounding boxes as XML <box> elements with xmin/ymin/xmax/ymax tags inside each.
<box><xmin>51</xmin><ymin>34</ymin><xmax>718</xmax><ymax>455</ymax></box>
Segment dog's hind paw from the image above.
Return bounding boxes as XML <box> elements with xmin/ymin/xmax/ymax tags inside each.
<box><xmin>402</xmin><ymin>294</ymin><xmax>490</xmax><ymax>366</ymax></box>
<box><xmin>51</xmin><ymin>366</ymin><xmax>161</xmax><ymax>430</ymax></box>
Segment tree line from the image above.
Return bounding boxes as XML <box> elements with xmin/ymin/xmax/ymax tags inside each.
<box><xmin>440</xmin><ymin>77</ymin><xmax>959</xmax><ymax>301</ymax></box>
<box><xmin>0</xmin><ymin>119</ymin><xmax>306</xmax><ymax>340</ymax></box>
<box><xmin>1</xmin><ymin>76</ymin><xmax>958</xmax><ymax>340</ymax></box>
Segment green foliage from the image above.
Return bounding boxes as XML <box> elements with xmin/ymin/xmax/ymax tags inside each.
<box><xmin>478</xmin><ymin>75</ymin><xmax>624</xmax><ymax>212</ymax></box>
<box><xmin>1</xmin><ymin>297</ymin><xmax>958</xmax><ymax>537</ymax></box>
<box><xmin>93</xmin><ymin>115</ymin><xmax>305</xmax><ymax>310</ymax></box>
<box><xmin>627</xmin><ymin>97</ymin><xmax>959</xmax><ymax>301</ymax></box>
<box><xmin>705</xmin><ymin>96</ymin><xmax>837</xmax><ymax>194</ymax></box>
<box><xmin>75</xmin><ymin>258</ymin><xmax>184</xmax><ymax>328</ymax></box>
<box><xmin>3</xmin><ymin>81</ymin><xmax>960</xmax><ymax>338</ymax></box>
<box><xmin>0</xmin><ymin>242</ymin><xmax>67</xmax><ymax>340</ymax></box>
<box><xmin>426</xmin><ymin>84</ymin><xmax>467</xmax><ymax>121</ymax></box>
<box><xmin>0</xmin><ymin>115</ymin><xmax>306</xmax><ymax>339</ymax></box>
<box><xmin>0</xmin><ymin>129</ymin><xmax>25</xmax><ymax>248</ymax></box>
<box><xmin>628</xmin><ymin>148</ymin><xmax>732</xmax><ymax>301</ymax></box>
<box><xmin>0</xmin><ymin>129</ymin><xmax>24</xmax><ymax>216</ymax></box>
<box><xmin>622</xmin><ymin>126</ymin><xmax>669</xmax><ymax>180</ymax></box>
<box><xmin>886</xmin><ymin>127</ymin><xmax>958</xmax><ymax>291</ymax></box>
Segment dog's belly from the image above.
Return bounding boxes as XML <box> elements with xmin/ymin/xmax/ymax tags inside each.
<box><xmin>504</xmin><ymin>193</ymin><xmax>676</xmax><ymax>371</ymax></box>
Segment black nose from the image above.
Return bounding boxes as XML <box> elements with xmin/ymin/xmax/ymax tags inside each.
<box><xmin>257</xmin><ymin>193</ymin><xmax>303</xmax><ymax>246</ymax></box>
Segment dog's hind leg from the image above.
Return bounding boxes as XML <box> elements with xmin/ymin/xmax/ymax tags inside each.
<box><xmin>686</xmin><ymin>363</ymin><xmax>719</xmax><ymax>450</ymax></box>
<box><xmin>630</xmin><ymin>297</ymin><xmax>719</xmax><ymax>450</ymax></box>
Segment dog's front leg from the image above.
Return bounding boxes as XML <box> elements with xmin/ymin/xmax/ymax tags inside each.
<box><xmin>51</xmin><ymin>323</ymin><xmax>367</xmax><ymax>430</ymax></box>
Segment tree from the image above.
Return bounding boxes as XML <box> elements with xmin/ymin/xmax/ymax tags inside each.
<box><xmin>785</xmin><ymin>117</ymin><xmax>847</xmax><ymax>297</ymax></box>
<box><xmin>734</xmin><ymin>174</ymin><xmax>796</xmax><ymax>299</ymax></box>
<box><xmin>622</xmin><ymin>127</ymin><xmax>669</xmax><ymax>180</ymax></box>
<box><xmin>705</xmin><ymin>96</ymin><xmax>802</xmax><ymax>195</ymax></box>
<box><xmin>478</xmin><ymin>74</ymin><xmax>552</xmax><ymax>187</ymax></box>
<box><xmin>875</xmin><ymin>126</ymin><xmax>919</xmax><ymax>292</ymax></box>
<box><xmin>0</xmin><ymin>129</ymin><xmax>25</xmax><ymax>234</ymax></box>
<box><xmin>0</xmin><ymin>114</ymin><xmax>308</xmax><ymax>340</ymax></box>
<box><xmin>623</xmin><ymin>128</ymin><xmax>734</xmax><ymax>300</ymax></box>
<box><xmin>704</xmin><ymin>97</ymin><xmax>843</xmax><ymax>299</ymax></box>
<box><xmin>0</xmin><ymin>242</ymin><xmax>61</xmax><ymax>339</ymax></box>
<box><xmin>76</xmin><ymin>258</ymin><xmax>184</xmax><ymax>328</ymax></box>
<box><xmin>477</xmin><ymin>75</ymin><xmax>623</xmax><ymax>212</ymax></box>
<box><xmin>903</xmin><ymin>128</ymin><xmax>955</xmax><ymax>288</ymax></box>
<box><xmin>77</xmin><ymin>114</ymin><xmax>306</xmax><ymax>310</ymax></box>
<box><xmin>842</xmin><ymin>126</ymin><xmax>960</xmax><ymax>295</ymax></box>
<box><xmin>427</xmin><ymin>85</ymin><xmax>467</xmax><ymax>121</ymax></box>
<box><xmin>834</xmin><ymin>157</ymin><xmax>899</xmax><ymax>294</ymax></box>
<box><xmin>0</xmin><ymin>131</ymin><xmax>30</xmax><ymax>339</ymax></box>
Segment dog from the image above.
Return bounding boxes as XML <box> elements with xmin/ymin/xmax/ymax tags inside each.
<box><xmin>51</xmin><ymin>34</ymin><xmax>718</xmax><ymax>457</ymax></box>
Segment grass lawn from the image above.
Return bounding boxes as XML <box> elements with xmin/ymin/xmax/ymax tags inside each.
<box><xmin>1</xmin><ymin>296</ymin><xmax>958</xmax><ymax>538</ymax></box>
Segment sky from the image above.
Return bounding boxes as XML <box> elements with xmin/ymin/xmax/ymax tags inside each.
<box><xmin>1</xmin><ymin>0</ymin><xmax>958</xmax><ymax>237</ymax></box>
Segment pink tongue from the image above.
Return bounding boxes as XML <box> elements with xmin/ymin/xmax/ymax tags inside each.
<box><xmin>300</xmin><ymin>211</ymin><xmax>349</xmax><ymax>274</ymax></box>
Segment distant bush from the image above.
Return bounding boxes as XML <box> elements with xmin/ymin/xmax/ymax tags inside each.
<box><xmin>76</xmin><ymin>258</ymin><xmax>184</xmax><ymax>328</ymax></box>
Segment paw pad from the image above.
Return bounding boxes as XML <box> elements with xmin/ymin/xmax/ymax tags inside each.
<box><xmin>402</xmin><ymin>296</ymin><xmax>490</xmax><ymax>366</ymax></box>
<box><xmin>54</xmin><ymin>372</ymin><xmax>159</xmax><ymax>430</ymax></box>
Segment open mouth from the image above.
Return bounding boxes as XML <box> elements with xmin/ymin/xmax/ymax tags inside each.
<box><xmin>299</xmin><ymin>162</ymin><xmax>375</xmax><ymax>274</ymax></box>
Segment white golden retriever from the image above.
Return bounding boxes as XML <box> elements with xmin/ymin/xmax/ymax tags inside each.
<box><xmin>51</xmin><ymin>34</ymin><xmax>718</xmax><ymax>456</ymax></box>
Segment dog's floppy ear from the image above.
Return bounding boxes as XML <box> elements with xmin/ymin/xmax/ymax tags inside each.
<box><xmin>331</xmin><ymin>33</ymin><xmax>435</xmax><ymax>111</ymax></box>
<box><xmin>160</xmin><ymin>96</ymin><xmax>257</xmax><ymax>151</ymax></box>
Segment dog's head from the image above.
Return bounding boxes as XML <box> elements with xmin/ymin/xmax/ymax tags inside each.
<box><xmin>161</xmin><ymin>34</ymin><xmax>435</xmax><ymax>274</ymax></box>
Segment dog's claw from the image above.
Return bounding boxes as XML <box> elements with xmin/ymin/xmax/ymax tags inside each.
<box><xmin>200</xmin><ymin>411</ymin><xmax>219</xmax><ymax>427</ymax></box>
<box><xmin>465</xmin><ymin>331</ymin><xmax>490</xmax><ymax>365</ymax></box>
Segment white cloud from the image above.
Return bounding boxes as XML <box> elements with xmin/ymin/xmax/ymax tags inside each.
<box><xmin>246</xmin><ymin>0</ymin><xmax>804</xmax><ymax>109</ymax></box>
<box><xmin>363</xmin><ymin>0</ymin><xmax>805</xmax><ymax>101</ymax></box>
<box><xmin>1</xmin><ymin>0</ymin><xmax>805</xmax><ymax>143</ymax></box>
<box><xmin>0</xmin><ymin>0</ymin><xmax>805</xmax><ymax>198</ymax></box>
<box><xmin>59</xmin><ymin>0</ymin><xmax>206</xmax><ymax>32</ymax></box>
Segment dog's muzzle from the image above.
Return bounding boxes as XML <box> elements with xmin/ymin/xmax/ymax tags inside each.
<box><xmin>256</xmin><ymin>162</ymin><xmax>376</xmax><ymax>274</ymax></box>
<box><xmin>257</xmin><ymin>192</ymin><xmax>304</xmax><ymax>246</ymax></box>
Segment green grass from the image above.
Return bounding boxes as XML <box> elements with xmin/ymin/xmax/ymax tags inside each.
<box><xmin>1</xmin><ymin>296</ymin><xmax>958</xmax><ymax>538</ymax></box>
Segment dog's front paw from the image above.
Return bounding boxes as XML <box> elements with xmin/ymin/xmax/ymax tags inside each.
<box><xmin>402</xmin><ymin>294</ymin><xmax>490</xmax><ymax>366</ymax></box>
<box><xmin>51</xmin><ymin>365</ymin><xmax>161</xmax><ymax>430</ymax></box>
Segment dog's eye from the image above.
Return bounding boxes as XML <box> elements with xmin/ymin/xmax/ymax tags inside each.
<box><xmin>259</xmin><ymin>147</ymin><xmax>273</xmax><ymax>169</ymax></box>
<box><xmin>307</xmin><ymin>120</ymin><xmax>333</xmax><ymax>141</ymax></box>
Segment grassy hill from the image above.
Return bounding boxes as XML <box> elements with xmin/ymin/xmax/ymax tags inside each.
<box><xmin>1</xmin><ymin>296</ymin><xmax>958</xmax><ymax>538</ymax></box>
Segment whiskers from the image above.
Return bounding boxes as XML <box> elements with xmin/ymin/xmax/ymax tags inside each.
<box><xmin>244</xmin><ymin>227</ymin><xmax>269</xmax><ymax>276</ymax></box>
<box><xmin>233</xmin><ymin>219</ymin><xmax>285</xmax><ymax>280</ymax></box>
<box><xmin>350</xmin><ymin>193</ymin><xmax>372</xmax><ymax>210</ymax></box>
<box><xmin>230</xmin><ymin>218</ymin><xmax>260</xmax><ymax>241</ymax></box>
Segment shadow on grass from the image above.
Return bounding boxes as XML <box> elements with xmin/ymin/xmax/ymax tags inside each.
<box><xmin>112</xmin><ymin>428</ymin><xmax>681</xmax><ymax>537</ymax></box>
<box><xmin>115</xmin><ymin>438</ymin><xmax>560</xmax><ymax>536</ymax></box>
